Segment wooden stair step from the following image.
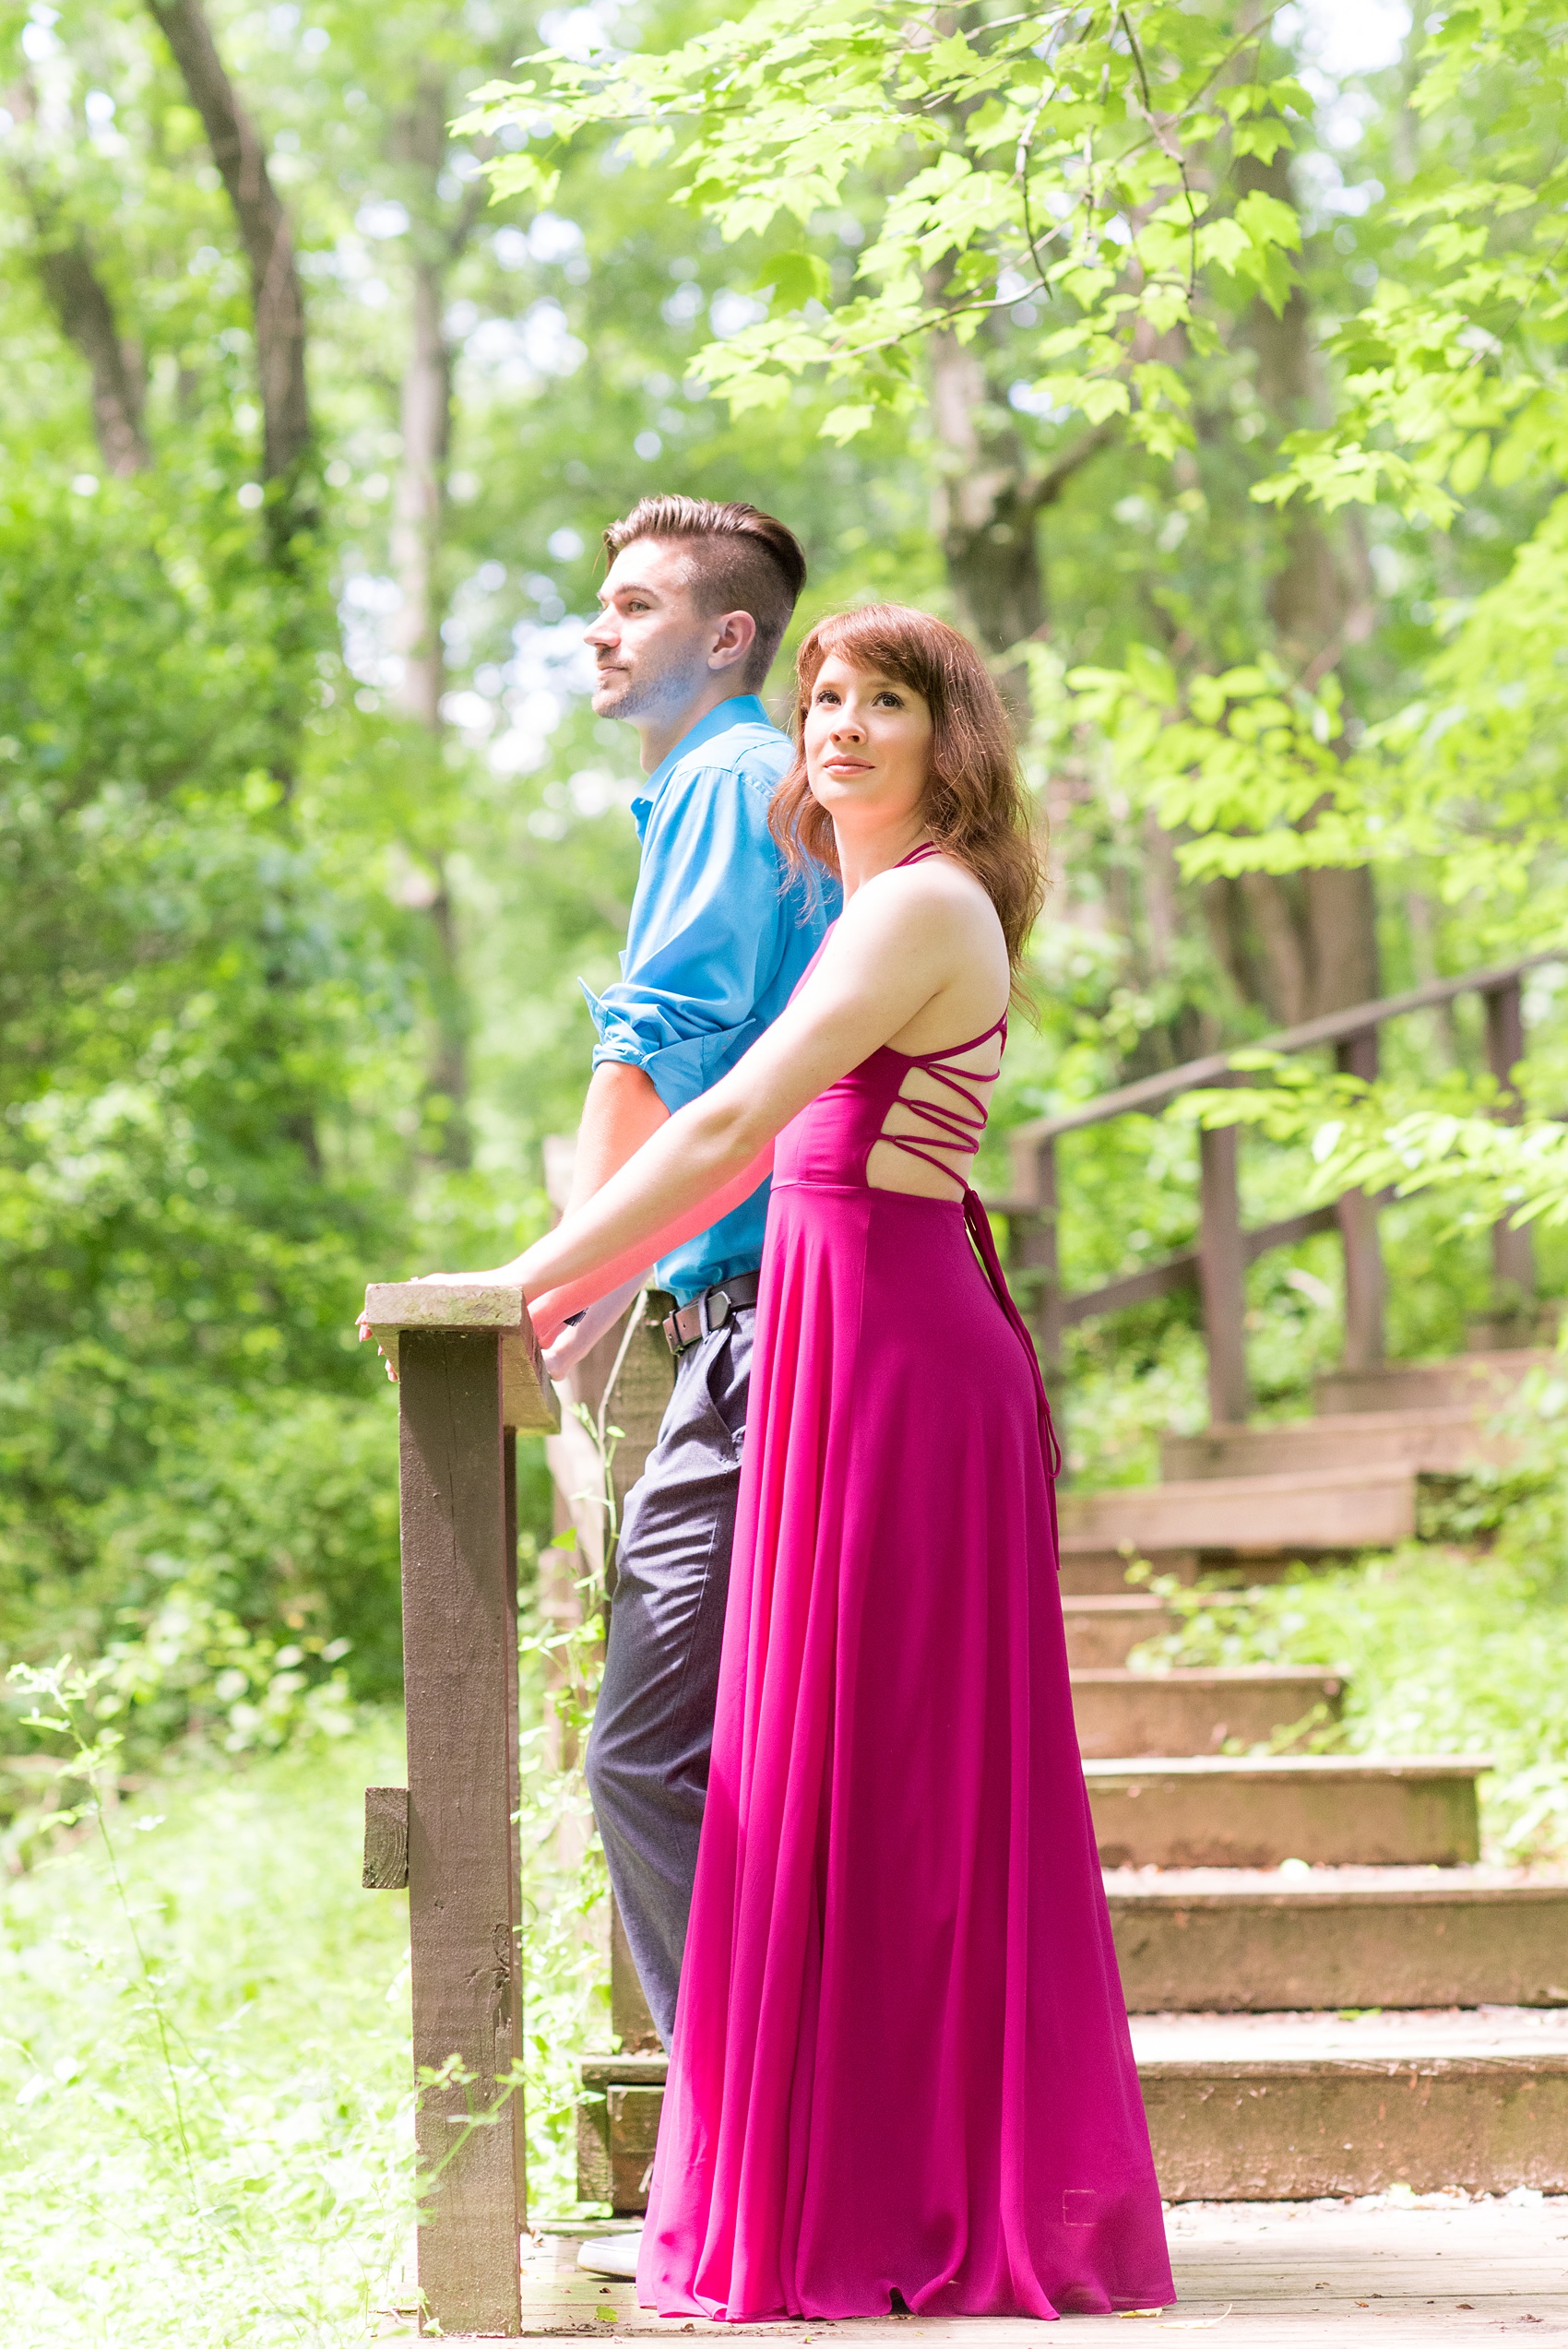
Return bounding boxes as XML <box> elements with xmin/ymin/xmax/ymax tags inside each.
<box><xmin>577</xmin><ymin>2052</ymin><xmax>667</xmax><ymax>2212</ymax></box>
<box><xmin>1058</xmin><ymin>1543</ymin><xmax>1195</xmax><ymax>1596</ymax></box>
<box><xmin>1162</xmin><ymin>1405</ymin><xmax>1514</xmax><ymax>1483</ymax></box>
<box><xmin>1132</xmin><ymin>2006</ymin><xmax>1568</xmax><ymax>2200</ymax></box>
<box><xmin>1062</xmin><ymin>1592</ymin><xmax>1229</xmax><ymax>1667</ymax></box>
<box><xmin>580</xmin><ymin>2011</ymin><xmax>1568</xmax><ymax>2208</ymax></box>
<box><xmin>1060</xmin><ymin>1464</ymin><xmax>1418</xmax><ymax>1553</ymax></box>
<box><xmin>1315</xmin><ymin>1347</ymin><xmax>1556</xmax><ymax>1416</ymax></box>
<box><xmin>1057</xmin><ymin>1542</ymin><xmax>1297</xmax><ymax>1596</ymax></box>
<box><xmin>1107</xmin><ymin>1865</ymin><xmax>1568</xmax><ymax>2012</ymax></box>
<box><xmin>1071</xmin><ymin>1665</ymin><xmax>1344</xmax><ymax>1759</ymax></box>
<box><xmin>1085</xmin><ymin>1753</ymin><xmax>1486</xmax><ymax>1869</ymax></box>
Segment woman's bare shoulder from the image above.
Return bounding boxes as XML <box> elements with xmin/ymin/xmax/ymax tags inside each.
<box><xmin>856</xmin><ymin>851</ymin><xmax>999</xmax><ymax>927</ymax></box>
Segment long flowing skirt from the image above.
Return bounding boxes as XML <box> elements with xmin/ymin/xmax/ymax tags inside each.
<box><xmin>637</xmin><ymin>1179</ymin><xmax>1173</xmax><ymax>2320</ymax></box>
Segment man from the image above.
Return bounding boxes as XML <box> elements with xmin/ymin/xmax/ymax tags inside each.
<box><xmin>568</xmin><ymin>498</ymin><xmax>837</xmax><ymax>2095</ymax></box>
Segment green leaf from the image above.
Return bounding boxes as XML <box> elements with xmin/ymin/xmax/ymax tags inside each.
<box><xmin>821</xmin><ymin>404</ymin><xmax>876</xmax><ymax>443</ymax></box>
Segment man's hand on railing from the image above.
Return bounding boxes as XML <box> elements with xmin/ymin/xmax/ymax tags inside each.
<box><xmin>538</xmin><ymin>1274</ymin><xmax>651</xmax><ymax>1381</ymax></box>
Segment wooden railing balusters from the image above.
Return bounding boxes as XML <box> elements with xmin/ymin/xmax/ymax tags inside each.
<box><xmin>1335</xmin><ymin>1029</ymin><xmax>1385</xmax><ymax>1370</ymax></box>
<box><xmin>1484</xmin><ymin>976</ymin><xmax>1535</xmax><ymax>1304</ymax></box>
<box><xmin>1196</xmin><ymin>1117</ymin><xmax>1251</xmax><ymax>1426</ymax></box>
<box><xmin>1004</xmin><ymin>1132</ymin><xmax>1063</xmax><ymax>1370</ymax></box>
<box><xmin>983</xmin><ymin>947</ymin><xmax>1562</xmax><ymax>1435</ymax></box>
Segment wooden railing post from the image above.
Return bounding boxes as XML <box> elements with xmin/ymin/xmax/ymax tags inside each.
<box><xmin>1197</xmin><ymin>1119</ymin><xmax>1251</xmax><ymax>1426</ymax></box>
<box><xmin>1335</xmin><ymin>1029</ymin><xmax>1385</xmax><ymax>1370</ymax></box>
<box><xmin>360</xmin><ymin>1279</ymin><xmax>558</xmax><ymax>2340</ymax></box>
<box><xmin>1484</xmin><ymin>977</ymin><xmax>1535</xmax><ymax>1304</ymax></box>
<box><xmin>1004</xmin><ymin>1133</ymin><xmax>1063</xmax><ymax>1370</ymax></box>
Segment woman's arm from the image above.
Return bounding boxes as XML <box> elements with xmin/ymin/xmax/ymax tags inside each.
<box><xmin>529</xmin><ymin>1140</ymin><xmax>774</xmax><ymax>1346</ymax></box>
<box><xmin>503</xmin><ymin>866</ymin><xmax>981</xmax><ymax>1309</ymax></box>
<box><xmin>375</xmin><ymin>864</ymin><xmax>987</xmax><ymax>1356</ymax></box>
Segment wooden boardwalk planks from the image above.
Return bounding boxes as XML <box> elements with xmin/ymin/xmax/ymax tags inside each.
<box><xmin>374</xmin><ymin>2193</ymin><xmax>1568</xmax><ymax>2341</ymax></box>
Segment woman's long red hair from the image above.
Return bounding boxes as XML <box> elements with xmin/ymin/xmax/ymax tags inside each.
<box><xmin>769</xmin><ymin>604</ymin><xmax>1046</xmax><ymax>972</ymax></box>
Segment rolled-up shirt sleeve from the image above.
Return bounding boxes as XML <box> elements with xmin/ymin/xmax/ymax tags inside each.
<box><xmin>584</xmin><ymin>761</ymin><xmax>788</xmax><ymax>1114</ymax></box>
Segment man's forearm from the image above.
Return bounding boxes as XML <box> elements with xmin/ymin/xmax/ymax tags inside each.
<box><xmin>566</xmin><ymin>1061</ymin><xmax>671</xmax><ymax>1213</ymax></box>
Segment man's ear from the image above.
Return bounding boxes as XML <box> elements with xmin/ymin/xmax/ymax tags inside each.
<box><xmin>707</xmin><ymin>609</ymin><xmax>758</xmax><ymax>672</ymax></box>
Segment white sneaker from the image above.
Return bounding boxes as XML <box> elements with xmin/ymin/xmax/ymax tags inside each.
<box><xmin>576</xmin><ymin>2232</ymin><xmax>642</xmax><ymax>2281</ymax></box>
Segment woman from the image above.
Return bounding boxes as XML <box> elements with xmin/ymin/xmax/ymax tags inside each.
<box><xmin>457</xmin><ymin>606</ymin><xmax>1171</xmax><ymax>2320</ymax></box>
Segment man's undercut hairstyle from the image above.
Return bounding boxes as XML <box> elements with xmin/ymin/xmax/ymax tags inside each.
<box><xmin>602</xmin><ymin>495</ymin><xmax>806</xmax><ymax>691</ymax></box>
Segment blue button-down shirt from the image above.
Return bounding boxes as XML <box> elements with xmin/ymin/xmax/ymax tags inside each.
<box><xmin>582</xmin><ymin>694</ymin><xmax>839</xmax><ymax>1306</ymax></box>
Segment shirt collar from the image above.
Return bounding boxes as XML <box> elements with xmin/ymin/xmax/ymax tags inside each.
<box><xmin>631</xmin><ymin>694</ymin><xmax>775</xmax><ymax>836</ymax></box>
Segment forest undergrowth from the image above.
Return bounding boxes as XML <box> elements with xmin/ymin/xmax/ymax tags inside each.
<box><xmin>0</xmin><ymin>1685</ymin><xmax>606</xmax><ymax>2347</ymax></box>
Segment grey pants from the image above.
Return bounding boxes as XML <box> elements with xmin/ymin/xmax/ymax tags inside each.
<box><xmin>585</xmin><ymin>1308</ymin><xmax>753</xmax><ymax>2050</ymax></box>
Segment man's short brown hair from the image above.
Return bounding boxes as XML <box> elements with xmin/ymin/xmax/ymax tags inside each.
<box><xmin>602</xmin><ymin>496</ymin><xmax>806</xmax><ymax>690</ymax></box>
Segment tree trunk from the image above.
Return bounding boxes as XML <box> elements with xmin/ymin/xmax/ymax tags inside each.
<box><xmin>34</xmin><ymin>235</ymin><xmax>150</xmax><ymax>476</ymax></box>
<box><xmin>147</xmin><ymin>0</ymin><xmax>313</xmax><ymax>544</ymax></box>
<box><xmin>389</xmin><ymin>68</ymin><xmax>477</xmax><ymax>1168</ymax></box>
<box><xmin>390</xmin><ymin>252</ymin><xmax>450</xmax><ymax>730</ymax></box>
<box><xmin>1238</xmin><ymin>143</ymin><xmax>1380</xmax><ymax>1019</ymax></box>
<box><xmin>6</xmin><ymin>77</ymin><xmax>150</xmax><ymax>476</ymax></box>
<box><xmin>389</xmin><ymin>66</ymin><xmax>452</xmax><ymax>736</ymax></box>
<box><xmin>928</xmin><ymin>328</ymin><xmax>1048</xmax><ymax>719</ymax></box>
<box><xmin>926</xmin><ymin>324</ymin><xmax>1111</xmax><ymax>724</ymax></box>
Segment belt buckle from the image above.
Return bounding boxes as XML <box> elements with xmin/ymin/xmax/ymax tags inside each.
<box><xmin>699</xmin><ymin>1286</ymin><xmax>731</xmax><ymax>1340</ymax></box>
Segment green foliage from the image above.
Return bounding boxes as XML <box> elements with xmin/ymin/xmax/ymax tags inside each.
<box><xmin>0</xmin><ymin>465</ymin><xmax>432</xmax><ymax>1714</ymax></box>
<box><xmin>1258</xmin><ymin>0</ymin><xmax>1568</xmax><ymax>523</ymax></box>
<box><xmin>1054</xmin><ymin>0</ymin><xmax>1568</xmax><ymax>930</ymax></box>
<box><xmin>466</xmin><ymin>1</ymin><xmax>1306</xmax><ymax>451</ymax></box>
<box><xmin>1066</xmin><ymin>490</ymin><xmax>1568</xmax><ymax>919</ymax></box>
<box><xmin>0</xmin><ymin>1655</ymin><xmax>616</xmax><ymax>2338</ymax></box>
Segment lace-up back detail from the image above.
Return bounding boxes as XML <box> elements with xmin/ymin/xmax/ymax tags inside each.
<box><xmin>770</xmin><ymin>840</ymin><xmax>1060</xmax><ymax>1477</ymax></box>
<box><xmin>866</xmin><ymin>1016</ymin><xmax>1006</xmax><ymax>1198</ymax></box>
<box><xmin>773</xmin><ymin>843</ymin><xmax>1010</xmax><ymax>1203</ymax></box>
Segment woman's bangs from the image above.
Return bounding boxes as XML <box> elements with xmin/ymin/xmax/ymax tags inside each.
<box><xmin>802</xmin><ymin>610</ymin><xmax>943</xmax><ymax>707</ymax></box>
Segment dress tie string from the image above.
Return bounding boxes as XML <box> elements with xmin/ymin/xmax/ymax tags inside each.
<box><xmin>962</xmin><ymin>1184</ymin><xmax>1063</xmax><ymax>1480</ymax></box>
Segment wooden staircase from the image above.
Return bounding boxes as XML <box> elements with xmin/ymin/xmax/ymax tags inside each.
<box><xmin>576</xmin><ymin>1347</ymin><xmax>1568</xmax><ymax>2209</ymax></box>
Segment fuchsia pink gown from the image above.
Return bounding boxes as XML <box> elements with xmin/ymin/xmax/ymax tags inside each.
<box><xmin>637</xmin><ymin>863</ymin><xmax>1173</xmax><ymax>2322</ymax></box>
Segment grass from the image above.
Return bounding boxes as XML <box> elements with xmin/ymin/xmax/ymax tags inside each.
<box><xmin>0</xmin><ymin>1718</ymin><xmax>416</xmax><ymax>2346</ymax></box>
<box><xmin>0</xmin><ymin>1679</ymin><xmax>612</xmax><ymax>2347</ymax></box>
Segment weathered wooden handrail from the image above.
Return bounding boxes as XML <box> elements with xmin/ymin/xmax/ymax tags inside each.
<box><xmin>992</xmin><ymin>948</ymin><xmax>1563</xmax><ymax>1426</ymax></box>
<box><xmin>358</xmin><ymin>1277</ymin><xmax>558</xmax><ymax>2339</ymax></box>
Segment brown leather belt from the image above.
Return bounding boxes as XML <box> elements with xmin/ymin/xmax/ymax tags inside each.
<box><xmin>660</xmin><ymin>1271</ymin><xmax>762</xmax><ymax>1357</ymax></box>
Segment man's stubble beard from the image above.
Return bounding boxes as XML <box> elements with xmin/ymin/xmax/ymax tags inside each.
<box><xmin>592</xmin><ymin>635</ymin><xmax>717</xmax><ymax>727</ymax></box>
